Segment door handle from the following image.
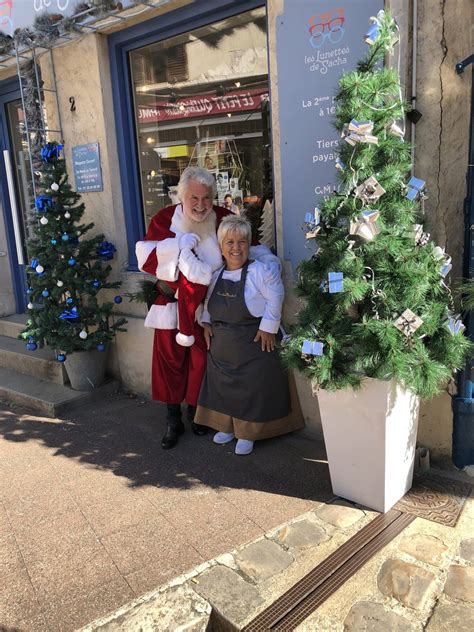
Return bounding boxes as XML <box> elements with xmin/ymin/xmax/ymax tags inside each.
<box><xmin>3</xmin><ymin>149</ymin><xmax>25</xmax><ymax>265</ymax></box>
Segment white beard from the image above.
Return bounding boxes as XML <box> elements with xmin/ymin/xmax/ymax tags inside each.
<box><xmin>171</xmin><ymin>204</ymin><xmax>223</xmax><ymax>271</ymax></box>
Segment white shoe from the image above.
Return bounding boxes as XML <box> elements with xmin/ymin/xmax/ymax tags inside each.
<box><xmin>235</xmin><ymin>439</ymin><xmax>254</xmax><ymax>455</ymax></box>
<box><xmin>213</xmin><ymin>432</ymin><xmax>235</xmax><ymax>445</ymax></box>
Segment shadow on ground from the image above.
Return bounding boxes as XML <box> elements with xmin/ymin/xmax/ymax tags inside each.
<box><xmin>0</xmin><ymin>390</ymin><xmax>333</xmax><ymax>503</ymax></box>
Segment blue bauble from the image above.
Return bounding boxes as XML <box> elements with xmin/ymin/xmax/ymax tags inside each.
<box><xmin>26</xmin><ymin>340</ymin><xmax>38</xmax><ymax>351</ymax></box>
<box><xmin>66</xmin><ymin>297</ymin><xmax>74</xmax><ymax>304</ymax></box>
<box><xmin>92</xmin><ymin>279</ymin><xmax>101</xmax><ymax>288</ymax></box>
<box><xmin>114</xmin><ymin>295</ymin><xmax>122</xmax><ymax>304</ymax></box>
<box><xmin>97</xmin><ymin>342</ymin><xmax>106</xmax><ymax>352</ymax></box>
<box><xmin>68</xmin><ymin>258</ymin><xmax>76</xmax><ymax>266</ymax></box>
<box><xmin>26</xmin><ymin>287</ymin><xmax>33</xmax><ymax>295</ymax></box>
<box><xmin>61</xmin><ymin>233</ymin><xmax>69</xmax><ymax>242</ymax></box>
<box><xmin>57</xmin><ymin>353</ymin><xmax>66</xmax><ymax>362</ymax></box>
<box><xmin>42</xmin><ymin>289</ymin><xmax>49</xmax><ymax>298</ymax></box>
<box><xmin>51</xmin><ymin>238</ymin><xmax>57</xmax><ymax>245</ymax></box>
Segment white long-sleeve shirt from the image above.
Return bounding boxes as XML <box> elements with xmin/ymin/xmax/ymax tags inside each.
<box><xmin>201</xmin><ymin>259</ymin><xmax>284</xmax><ymax>334</ymax></box>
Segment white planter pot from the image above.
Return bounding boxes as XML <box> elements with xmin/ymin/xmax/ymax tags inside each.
<box><xmin>317</xmin><ymin>378</ymin><xmax>420</xmax><ymax>513</ymax></box>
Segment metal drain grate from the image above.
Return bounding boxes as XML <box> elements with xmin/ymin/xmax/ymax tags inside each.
<box><xmin>242</xmin><ymin>509</ymin><xmax>415</xmax><ymax>631</ymax></box>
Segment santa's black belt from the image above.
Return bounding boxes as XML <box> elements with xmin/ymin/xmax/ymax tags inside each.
<box><xmin>156</xmin><ymin>280</ymin><xmax>177</xmax><ymax>302</ymax></box>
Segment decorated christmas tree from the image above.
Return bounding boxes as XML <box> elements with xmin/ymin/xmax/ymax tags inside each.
<box><xmin>282</xmin><ymin>11</ymin><xmax>470</xmax><ymax>400</ymax></box>
<box><xmin>21</xmin><ymin>142</ymin><xmax>127</xmax><ymax>361</ymax></box>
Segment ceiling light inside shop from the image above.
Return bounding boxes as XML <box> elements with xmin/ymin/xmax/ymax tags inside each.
<box><xmin>235</xmin><ymin>82</ymin><xmax>241</xmax><ymax>88</ymax></box>
<box><xmin>179</xmin><ymin>104</ymin><xmax>185</xmax><ymax>111</ymax></box>
<box><xmin>227</xmin><ymin>113</ymin><xmax>232</xmax><ymax>118</ymax></box>
<box><xmin>146</xmin><ymin>137</ymin><xmax>155</xmax><ymax>144</ymax></box>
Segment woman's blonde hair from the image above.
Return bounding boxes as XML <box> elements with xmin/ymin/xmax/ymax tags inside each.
<box><xmin>217</xmin><ymin>215</ymin><xmax>252</xmax><ymax>248</ymax></box>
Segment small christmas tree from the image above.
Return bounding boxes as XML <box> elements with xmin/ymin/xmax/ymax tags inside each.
<box><xmin>282</xmin><ymin>11</ymin><xmax>470</xmax><ymax>399</ymax></box>
<box><xmin>21</xmin><ymin>142</ymin><xmax>127</xmax><ymax>360</ymax></box>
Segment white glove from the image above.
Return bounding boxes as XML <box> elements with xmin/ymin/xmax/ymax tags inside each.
<box><xmin>179</xmin><ymin>233</ymin><xmax>200</xmax><ymax>250</ymax></box>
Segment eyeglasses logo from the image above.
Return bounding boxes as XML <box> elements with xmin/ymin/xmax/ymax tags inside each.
<box><xmin>308</xmin><ymin>7</ymin><xmax>345</xmax><ymax>49</ymax></box>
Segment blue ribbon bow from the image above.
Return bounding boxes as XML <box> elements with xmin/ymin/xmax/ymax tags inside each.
<box><xmin>35</xmin><ymin>195</ymin><xmax>53</xmax><ymax>213</ymax></box>
<box><xmin>40</xmin><ymin>143</ymin><xmax>63</xmax><ymax>163</ymax></box>
<box><xmin>97</xmin><ymin>241</ymin><xmax>116</xmax><ymax>261</ymax></box>
<box><xmin>59</xmin><ymin>307</ymin><xmax>79</xmax><ymax>321</ymax></box>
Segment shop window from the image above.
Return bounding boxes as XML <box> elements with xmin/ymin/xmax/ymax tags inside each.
<box><xmin>129</xmin><ymin>6</ymin><xmax>271</xmax><ymax>229</ymax></box>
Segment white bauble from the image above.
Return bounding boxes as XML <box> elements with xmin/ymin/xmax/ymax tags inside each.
<box><xmin>40</xmin><ymin>216</ymin><xmax>48</xmax><ymax>225</ymax></box>
<box><xmin>79</xmin><ymin>330</ymin><xmax>88</xmax><ymax>340</ymax></box>
<box><xmin>56</xmin><ymin>280</ymin><xmax>64</xmax><ymax>287</ymax></box>
<box><xmin>51</xmin><ymin>182</ymin><xmax>59</xmax><ymax>192</ymax></box>
<box><xmin>64</xmin><ymin>212</ymin><xmax>71</xmax><ymax>219</ymax></box>
<box><xmin>35</xmin><ymin>265</ymin><xmax>44</xmax><ymax>273</ymax></box>
<box><xmin>27</xmin><ymin>302</ymin><xmax>33</xmax><ymax>309</ymax></box>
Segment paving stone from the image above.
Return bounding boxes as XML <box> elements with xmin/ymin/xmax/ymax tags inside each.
<box><xmin>377</xmin><ymin>559</ymin><xmax>436</xmax><ymax>609</ymax></box>
<box><xmin>425</xmin><ymin>601</ymin><xmax>474</xmax><ymax>631</ymax></box>
<box><xmin>234</xmin><ymin>538</ymin><xmax>293</xmax><ymax>582</ymax></box>
<box><xmin>343</xmin><ymin>601</ymin><xmax>419</xmax><ymax>631</ymax></box>
<box><xmin>191</xmin><ymin>565</ymin><xmax>263</xmax><ymax>626</ymax></box>
<box><xmin>399</xmin><ymin>533</ymin><xmax>448</xmax><ymax>567</ymax></box>
<box><xmin>276</xmin><ymin>518</ymin><xmax>329</xmax><ymax>551</ymax></box>
<box><xmin>444</xmin><ymin>565</ymin><xmax>474</xmax><ymax>602</ymax></box>
<box><xmin>316</xmin><ymin>502</ymin><xmax>364</xmax><ymax>529</ymax></box>
<box><xmin>85</xmin><ymin>584</ymin><xmax>211</xmax><ymax>631</ymax></box>
<box><xmin>460</xmin><ymin>538</ymin><xmax>474</xmax><ymax>564</ymax></box>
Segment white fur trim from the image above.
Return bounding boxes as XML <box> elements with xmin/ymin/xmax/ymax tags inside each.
<box><xmin>155</xmin><ymin>237</ymin><xmax>180</xmax><ymax>281</ymax></box>
<box><xmin>176</xmin><ymin>332</ymin><xmax>195</xmax><ymax>347</ymax></box>
<box><xmin>178</xmin><ymin>248</ymin><xmax>213</xmax><ymax>285</ymax></box>
<box><xmin>136</xmin><ymin>241</ymin><xmax>159</xmax><ymax>272</ymax></box>
<box><xmin>144</xmin><ymin>303</ymin><xmax>177</xmax><ymax>329</ymax></box>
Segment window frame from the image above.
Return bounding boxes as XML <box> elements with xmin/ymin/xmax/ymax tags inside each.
<box><xmin>108</xmin><ymin>0</ymin><xmax>266</xmax><ymax>270</ymax></box>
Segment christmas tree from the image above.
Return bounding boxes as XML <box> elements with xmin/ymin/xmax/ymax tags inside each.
<box><xmin>282</xmin><ymin>11</ymin><xmax>470</xmax><ymax>400</ymax></box>
<box><xmin>21</xmin><ymin>142</ymin><xmax>127</xmax><ymax>360</ymax></box>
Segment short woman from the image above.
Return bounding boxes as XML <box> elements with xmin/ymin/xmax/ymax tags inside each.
<box><xmin>195</xmin><ymin>215</ymin><xmax>304</xmax><ymax>455</ymax></box>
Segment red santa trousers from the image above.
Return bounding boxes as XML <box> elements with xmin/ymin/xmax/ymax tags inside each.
<box><xmin>151</xmin><ymin>321</ymin><xmax>207</xmax><ymax>406</ymax></box>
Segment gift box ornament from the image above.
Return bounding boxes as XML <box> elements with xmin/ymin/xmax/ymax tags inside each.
<box><xmin>350</xmin><ymin>210</ymin><xmax>381</xmax><ymax>241</ymax></box>
<box><xmin>304</xmin><ymin>208</ymin><xmax>321</xmax><ymax>240</ymax></box>
<box><xmin>335</xmin><ymin>157</ymin><xmax>346</xmax><ymax>171</ymax></box>
<box><xmin>394</xmin><ymin>309</ymin><xmax>423</xmax><ymax>336</ymax></box>
<box><xmin>328</xmin><ymin>272</ymin><xmax>344</xmax><ymax>293</ymax></box>
<box><xmin>445</xmin><ymin>314</ymin><xmax>466</xmax><ymax>335</ymax></box>
<box><xmin>405</xmin><ymin>176</ymin><xmax>426</xmax><ymax>201</ymax></box>
<box><xmin>412</xmin><ymin>224</ymin><xmax>430</xmax><ymax>246</ymax></box>
<box><xmin>301</xmin><ymin>339</ymin><xmax>324</xmax><ymax>359</ymax></box>
<box><xmin>364</xmin><ymin>21</ymin><xmax>380</xmax><ymax>46</ymax></box>
<box><xmin>432</xmin><ymin>246</ymin><xmax>452</xmax><ymax>278</ymax></box>
<box><xmin>354</xmin><ymin>176</ymin><xmax>386</xmax><ymax>205</ymax></box>
<box><xmin>389</xmin><ymin>121</ymin><xmax>405</xmax><ymax>139</ymax></box>
<box><xmin>342</xmin><ymin>119</ymin><xmax>378</xmax><ymax>146</ymax></box>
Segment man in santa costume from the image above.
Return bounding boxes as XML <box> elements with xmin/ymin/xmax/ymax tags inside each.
<box><xmin>136</xmin><ymin>167</ymin><xmax>231</xmax><ymax>449</ymax></box>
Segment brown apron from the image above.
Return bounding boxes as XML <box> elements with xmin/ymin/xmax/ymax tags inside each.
<box><xmin>198</xmin><ymin>262</ymin><xmax>291</xmax><ymax>422</ymax></box>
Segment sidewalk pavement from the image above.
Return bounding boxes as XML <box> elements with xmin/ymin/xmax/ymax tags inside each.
<box><xmin>1</xmin><ymin>390</ymin><xmax>473</xmax><ymax>632</ymax></box>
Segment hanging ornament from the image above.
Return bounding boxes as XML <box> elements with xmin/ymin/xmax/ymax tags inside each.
<box><xmin>445</xmin><ymin>314</ymin><xmax>466</xmax><ymax>336</ymax></box>
<box><xmin>50</xmin><ymin>238</ymin><xmax>57</xmax><ymax>245</ymax></box>
<box><xmin>394</xmin><ymin>309</ymin><xmax>423</xmax><ymax>336</ymax></box>
<box><xmin>411</xmin><ymin>224</ymin><xmax>430</xmax><ymax>246</ymax></box>
<box><xmin>304</xmin><ymin>207</ymin><xmax>321</xmax><ymax>240</ymax></box>
<box><xmin>57</xmin><ymin>353</ymin><xmax>66</xmax><ymax>362</ymax></box>
<box><xmin>64</xmin><ymin>212</ymin><xmax>71</xmax><ymax>219</ymax></box>
<box><xmin>59</xmin><ymin>307</ymin><xmax>79</xmax><ymax>321</ymax></box>
<box><xmin>30</xmin><ymin>258</ymin><xmax>38</xmax><ymax>269</ymax></box>
<box><xmin>40</xmin><ymin>216</ymin><xmax>49</xmax><ymax>225</ymax></box>
<box><xmin>51</xmin><ymin>182</ymin><xmax>59</xmax><ymax>192</ymax></box>
<box><xmin>342</xmin><ymin>119</ymin><xmax>378</xmax><ymax>146</ymax></box>
<box><xmin>35</xmin><ymin>195</ymin><xmax>53</xmax><ymax>212</ymax></box>
<box><xmin>79</xmin><ymin>330</ymin><xmax>88</xmax><ymax>339</ymax></box>
<box><xmin>328</xmin><ymin>272</ymin><xmax>344</xmax><ymax>293</ymax></box>
<box><xmin>433</xmin><ymin>246</ymin><xmax>452</xmax><ymax>278</ymax></box>
<box><xmin>41</xmin><ymin>143</ymin><xmax>63</xmax><ymax>163</ymax></box>
<box><xmin>26</xmin><ymin>337</ymin><xmax>38</xmax><ymax>351</ymax></box>
<box><xmin>42</xmin><ymin>289</ymin><xmax>49</xmax><ymax>298</ymax></box>
<box><xmin>335</xmin><ymin>157</ymin><xmax>346</xmax><ymax>171</ymax></box>
<box><xmin>61</xmin><ymin>232</ymin><xmax>70</xmax><ymax>241</ymax></box>
<box><xmin>388</xmin><ymin>121</ymin><xmax>405</xmax><ymax>139</ymax></box>
<box><xmin>350</xmin><ymin>210</ymin><xmax>381</xmax><ymax>241</ymax></box>
<box><xmin>56</xmin><ymin>280</ymin><xmax>64</xmax><ymax>287</ymax></box>
<box><xmin>364</xmin><ymin>10</ymin><xmax>399</xmax><ymax>47</ymax></box>
<box><xmin>35</xmin><ymin>264</ymin><xmax>44</xmax><ymax>274</ymax></box>
<box><xmin>301</xmin><ymin>339</ymin><xmax>324</xmax><ymax>359</ymax></box>
<box><xmin>405</xmin><ymin>176</ymin><xmax>426</xmax><ymax>201</ymax></box>
<box><xmin>114</xmin><ymin>295</ymin><xmax>123</xmax><ymax>304</ymax></box>
<box><xmin>68</xmin><ymin>257</ymin><xmax>76</xmax><ymax>266</ymax></box>
<box><xmin>92</xmin><ymin>279</ymin><xmax>101</xmax><ymax>288</ymax></box>
<box><xmin>97</xmin><ymin>241</ymin><xmax>117</xmax><ymax>261</ymax></box>
<box><xmin>354</xmin><ymin>176</ymin><xmax>386</xmax><ymax>205</ymax></box>
<box><xmin>97</xmin><ymin>342</ymin><xmax>106</xmax><ymax>352</ymax></box>
<box><xmin>26</xmin><ymin>287</ymin><xmax>33</xmax><ymax>295</ymax></box>
<box><xmin>27</xmin><ymin>302</ymin><xmax>34</xmax><ymax>310</ymax></box>
<box><xmin>66</xmin><ymin>297</ymin><xmax>74</xmax><ymax>305</ymax></box>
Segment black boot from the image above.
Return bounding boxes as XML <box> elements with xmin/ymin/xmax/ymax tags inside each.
<box><xmin>161</xmin><ymin>404</ymin><xmax>185</xmax><ymax>449</ymax></box>
<box><xmin>187</xmin><ymin>404</ymin><xmax>207</xmax><ymax>436</ymax></box>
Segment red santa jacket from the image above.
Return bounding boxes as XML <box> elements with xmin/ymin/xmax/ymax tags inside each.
<box><xmin>136</xmin><ymin>203</ymin><xmax>230</xmax><ymax>330</ymax></box>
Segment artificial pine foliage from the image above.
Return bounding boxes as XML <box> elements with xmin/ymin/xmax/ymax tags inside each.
<box><xmin>21</xmin><ymin>142</ymin><xmax>127</xmax><ymax>358</ymax></box>
<box><xmin>281</xmin><ymin>11</ymin><xmax>470</xmax><ymax>400</ymax></box>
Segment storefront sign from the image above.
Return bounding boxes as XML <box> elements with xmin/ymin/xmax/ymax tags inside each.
<box><xmin>0</xmin><ymin>0</ymin><xmax>137</xmax><ymax>36</ymax></box>
<box><xmin>138</xmin><ymin>88</ymin><xmax>269</xmax><ymax>124</ymax></box>
<box><xmin>276</xmin><ymin>0</ymin><xmax>382</xmax><ymax>270</ymax></box>
<box><xmin>72</xmin><ymin>142</ymin><xmax>103</xmax><ymax>193</ymax></box>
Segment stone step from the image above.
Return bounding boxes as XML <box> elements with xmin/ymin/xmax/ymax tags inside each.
<box><xmin>0</xmin><ymin>334</ymin><xmax>68</xmax><ymax>385</ymax></box>
<box><xmin>0</xmin><ymin>313</ymin><xmax>28</xmax><ymax>339</ymax></box>
<box><xmin>0</xmin><ymin>366</ymin><xmax>119</xmax><ymax>417</ymax></box>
